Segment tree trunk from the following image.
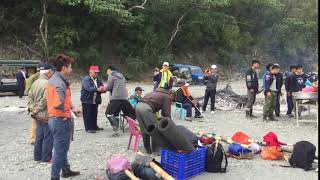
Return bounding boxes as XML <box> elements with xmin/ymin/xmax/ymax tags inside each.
<box><xmin>39</xmin><ymin>0</ymin><xmax>48</xmax><ymax>59</ymax></box>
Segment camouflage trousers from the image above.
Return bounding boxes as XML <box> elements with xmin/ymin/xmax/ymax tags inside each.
<box><xmin>263</xmin><ymin>91</ymin><xmax>277</xmax><ymax>118</ymax></box>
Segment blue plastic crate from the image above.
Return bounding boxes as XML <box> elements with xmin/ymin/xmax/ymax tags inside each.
<box><xmin>161</xmin><ymin>146</ymin><xmax>207</xmax><ymax>180</ymax></box>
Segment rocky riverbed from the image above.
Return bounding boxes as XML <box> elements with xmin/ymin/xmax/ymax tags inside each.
<box><xmin>0</xmin><ymin>80</ymin><xmax>318</xmax><ymax>180</ymax></box>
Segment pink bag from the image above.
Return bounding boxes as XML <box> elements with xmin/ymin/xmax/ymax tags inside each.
<box><xmin>106</xmin><ymin>156</ymin><xmax>131</xmax><ymax>174</ymax></box>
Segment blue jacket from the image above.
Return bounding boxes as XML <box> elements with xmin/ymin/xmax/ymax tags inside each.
<box><xmin>129</xmin><ymin>94</ymin><xmax>142</xmax><ymax>109</ymax></box>
<box><xmin>80</xmin><ymin>75</ymin><xmax>103</xmax><ymax>104</ymax></box>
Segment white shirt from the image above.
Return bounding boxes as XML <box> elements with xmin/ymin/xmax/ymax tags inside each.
<box><xmin>270</xmin><ymin>75</ymin><xmax>277</xmax><ymax>91</ymax></box>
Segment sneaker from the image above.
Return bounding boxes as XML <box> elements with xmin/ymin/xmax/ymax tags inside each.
<box><xmin>275</xmin><ymin>114</ymin><xmax>280</xmax><ymax>117</ymax></box>
<box><xmin>184</xmin><ymin>117</ymin><xmax>192</xmax><ymax>122</ymax></box>
<box><xmin>86</xmin><ymin>130</ymin><xmax>96</xmax><ymax>133</ymax></box>
<box><xmin>96</xmin><ymin>127</ymin><xmax>104</xmax><ymax>131</ymax></box>
<box><xmin>211</xmin><ymin>111</ymin><xmax>215</xmax><ymax>114</ymax></box>
<box><xmin>40</xmin><ymin>160</ymin><xmax>51</xmax><ymax>165</ymax></box>
<box><xmin>262</xmin><ymin>116</ymin><xmax>268</xmax><ymax>122</ymax></box>
<box><xmin>194</xmin><ymin>115</ymin><xmax>204</xmax><ymax>118</ymax></box>
<box><xmin>287</xmin><ymin>114</ymin><xmax>294</xmax><ymax>118</ymax></box>
<box><xmin>200</xmin><ymin>109</ymin><xmax>204</xmax><ymax>113</ymax></box>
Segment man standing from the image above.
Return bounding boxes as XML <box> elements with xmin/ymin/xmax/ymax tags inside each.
<box><xmin>292</xmin><ymin>64</ymin><xmax>307</xmax><ymax>92</ymax></box>
<box><xmin>47</xmin><ymin>54</ymin><xmax>79</xmax><ymax>180</ymax></box>
<box><xmin>153</xmin><ymin>68</ymin><xmax>160</xmax><ymax>91</ymax></box>
<box><xmin>291</xmin><ymin>64</ymin><xmax>307</xmax><ymax>117</ymax></box>
<box><xmin>202</xmin><ymin>65</ymin><xmax>219</xmax><ymax>114</ymax></box>
<box><xmin>80</xmin><ymin>66</ymin><xmax>106</xmax><ymax>133</ymax></box>
<box><xmin>261</xmin><ymin>63</ymin><xmax>273</xmax><ymax>92</ymax></box>
<box><xmin>274</xmin><ymin>64</ymin><xmax>283</xmax><ymax>117</ymax></box>
<box><xmin>28</xmin><ymin>63</ymin><xmax>54</xmax><ymax>163</ymax></box>
<box><xmin>26</xmin><ymin>63</ymin><xmax>42</xmax><ymax>145</ymax></box>
<box><xmin>154</xmin><ymin>62</ymin><xmax>173</xmax><ymax>90</ymax></box>
<box><xmin>129</xmin><ymin>86</ymin><xmax>144</xmax><ymax>109</ymax></box>
<box><xmin>245</xmin><ymin>60</ymin><xmax>260</xmax><ymax>118</ymax></box>
<box><xmin>176</xmin><ymin>81</ymin><xmax>203</xmax><ymax>121</ymax></box>
<box><xmin>285</xmin><ymin>65</ymin><xmax>297</xmax><ymax>118</ymax></box>
<box><xmin>136</xmin><ymin>88</ymin><xmax>176</xmax><ymax>154</ymax></box>
<box><xmin>263</xmin><ymin>64</ymin><xmax>280</xmax><ymax>121</ymax></box>
<box><xmin>16</xmin><ymin>67</ymin><xmax>26</xmax><ymax>98</ymax></box>
<box><xmin>104</xmin><ymin>65</ymin><xmax>135</xmax><ymax>137</ymax></box>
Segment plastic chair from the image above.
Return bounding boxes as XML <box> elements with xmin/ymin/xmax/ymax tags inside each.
<box><xmin>173</xmin><ymin>102</ymin><xmax>186</xmax><ymax>120</ymax></box>
<box><xmin>126</xmin><ymin>116</ymin><xmax>142</xmax><ymax>152</ymax></box>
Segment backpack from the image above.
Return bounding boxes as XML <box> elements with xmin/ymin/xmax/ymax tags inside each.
<box><xmin>205</xmin><ymin>141</ymin><xmax>228</xmax><ymax>173</ymax></box>
<box><xmin>289</xmin><ymin>141</ymin><xmax>316</xmax><ymax>171</ymax></box>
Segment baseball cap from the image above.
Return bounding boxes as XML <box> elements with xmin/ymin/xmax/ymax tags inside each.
<box><xmin>106</xmin><ymin>65</ymin><xmax>118</xmax><ymax>71</ymax></box>
<box><xmin>40</xmin><ymin>63</ymin><xmax>54</xmax><ymax>70</ymax></box>
<box><xmin>211</xmin><ymin>64</ymin><xmax>217</xmax><ymax>69</ymax></box>
<box><xmin>163</xmin><ymin>62</ymin><xmax>169</xmax><ymax>66</ymax></box>
<box><xmin>135</xmin><ymin>87</ymin><xmax>144</xmax><ymax>91</ymax></box>
<box><xmin>89</xmin><ymin>65</ymin><xmax>100</xmax><ymax>72</ymax></box>
<box><xmin>37</xmin><ymin>62</ymin><xmax>44</xmax><ymax>71</ymax></box>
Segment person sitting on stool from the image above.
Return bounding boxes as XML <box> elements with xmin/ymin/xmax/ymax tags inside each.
<box><xmin>176</xmin><ymin>81</ymin><xmax>203</xmax><ymax>121</ymax></box>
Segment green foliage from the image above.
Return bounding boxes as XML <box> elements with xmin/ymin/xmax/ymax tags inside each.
<box><xmin>0</xmin><ymin>0</ymin><xmax>318</xmax><ymax>73</ymax></box>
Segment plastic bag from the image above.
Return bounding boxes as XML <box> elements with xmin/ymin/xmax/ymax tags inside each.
<box><xmin>260</xmin><ymin>146</ymin><xmax>284</xmax><ymax>160</ymax></box>
<box><xmin>107</xmin><ymin>156</ymin><xmax>131</xmax><ymax>175</ymax></box>
<box><xmin>231</xmin><ymin>131</ymin><xmax>251</xmax><ymax>145</ymax></box>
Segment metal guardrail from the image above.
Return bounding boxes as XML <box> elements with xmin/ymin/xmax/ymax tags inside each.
<box><xmin>0</xmin><ymin>60</ymin><xmax>41</xmax><ymax>67</ymax></box>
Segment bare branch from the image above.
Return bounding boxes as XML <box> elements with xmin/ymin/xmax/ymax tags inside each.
<box><xmin>13</xmin><ymin>35</ymin><xmax>43</xmax><ymax>57</ymax></box>
<box><xmin>166</xmin><ymin>11</ymin><xmax>189</xmax><ymax>50</ymax></box>
<box><xmin>128</xmin><ymin>0</ymin><xmax>148</xmax><ymax>11</ymax></box>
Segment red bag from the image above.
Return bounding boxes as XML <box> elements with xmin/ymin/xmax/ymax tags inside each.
<box><xmin>263</xmin><ymin>132</ymin><xmax>286</xmax><ymax>147</ymax></box>
<box><xmin>231</xmin><ymin>131</ymin><xmax>251</xmax><ymax>145</ymax></box>
<box><xmin>260</xmin><ymin>146</ymin><xmax>284</xmax><ymax>160</ymax></box>
<box><xmin>302</xmin><ymin>87</ymin><xmax>317</xmax><ymax>92</ymax></box>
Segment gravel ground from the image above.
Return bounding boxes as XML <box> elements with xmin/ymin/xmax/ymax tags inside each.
<box><xmin>0</xmin><ymin>80</ymin><xmax>318</xmax><ymax>180</ymax></box>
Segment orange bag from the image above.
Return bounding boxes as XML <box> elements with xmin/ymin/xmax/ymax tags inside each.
<box><xmin>260</xmin><ymin>146</ymin><xmax>284</xmax><ymax>160</ymax></box>
<box><xmin>231</xmin><ymin>131</ymin><xmax>251</xmax><ymax>145</ymax></box>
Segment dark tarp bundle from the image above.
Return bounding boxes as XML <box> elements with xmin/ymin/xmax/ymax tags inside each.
<box><xmin>158</xmin><ymin>117</ymin><xmax>195</xmax><ymax>152</ymax></box>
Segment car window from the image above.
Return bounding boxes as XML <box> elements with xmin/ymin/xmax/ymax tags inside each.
<box><xmin>191</xmin><ymin>67</ymin><xmax>203</xmax><ymax>74</ymax></box>
<box><xmin>179</xmin><ymin>67</ymin><xmax>190</xmax><ymax>73</ymax></box>
<box><xmin>170</xmin><ymin>67</ymin><xmax>179</xmax><ymax>76</ymax></box>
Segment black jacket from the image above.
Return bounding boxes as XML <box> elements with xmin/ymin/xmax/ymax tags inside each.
<box><xmin>204</xmin><ymin>74</ymin><xmax>219</xmax><ymax>90</ymax></box>
<box><xmin>292</xmin><ymin>74</ymin><xmax>307</xmax><ymax>92</ymax></box>
<box><xmin>176</xmin><ymin>88</ymin><xmax>194</xmax><ymax>104</ymax></box>
<box><xmin>275</xmin><ymin>72</ymin><xmax>283</xmax><ymax>93</ymax></box>
<box><xmin>285</xmin><ymin>72</ymin><xmax>294</xmax><ymax>93</ymax></box>
<box><xmin>245</xmin><ymin>68</ymin><xmax>259</xmax><ymax>92</ymax></box>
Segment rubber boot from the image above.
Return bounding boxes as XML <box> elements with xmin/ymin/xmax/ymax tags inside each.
<box><xmin>269</xmin><ymin>115</ymin><xmax>278</xmax><ymax>121</ymax></box>
<box><xmin>61</xmin><ymin>166</ymin><xmax>80</xmax><ymax>178</ymax></box>
<box><xmin>249</xmin><ymin>109</ymin><xmax>257</xmax><ymax>118</ymax></box>
<box><xmin>262</xmin><ymin>115</ymin><xmax>268</xmax><ymax>122</ymax></box>
<box><xmin>245</xmin><ymin>110</ymin><xmax>250</xmax><ymax>118</ymax></box>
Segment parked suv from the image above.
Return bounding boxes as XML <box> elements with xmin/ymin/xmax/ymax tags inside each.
<box><xmin>0</xmin><ymin>59</ymin><xmax>40</xmax><ymax>94</ymax></box>
<box><xmin>169</xmin><ymin>64</ymin><xmax>204</xmax><ymax>86</ymax></box>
